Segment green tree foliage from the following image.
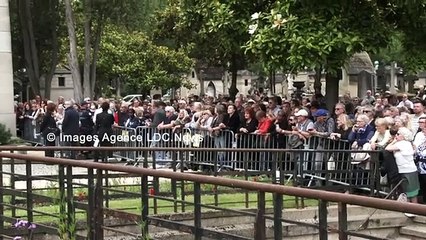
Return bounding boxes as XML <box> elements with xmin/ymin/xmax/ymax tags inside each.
<box><xmin>97</xmin><ymin>27</ymin><xmax>194</xmax><ymax>96</ymax></box>
<box><xmin>10</xmin><ymin>0</ymin><xmax>192</xmax><ymax>100</ymax></box>
<box><xmin>245</xmin><ymin>1</ymin><xmax>390</xmax><ymax>74</ymax></box>
<box><xmin>372</xmin><ymin>1</ymin><xmax>426</xmax><ymax>74</ymax></box>
<box><xmin>10</xmin><ymin>0</ymin><xmax>63</xmax><ymax>99</ymax></box>
<box><xmin>155</xmin><ymin>0</ymin><xmax>273</xmax><ymax>99</ymax></box>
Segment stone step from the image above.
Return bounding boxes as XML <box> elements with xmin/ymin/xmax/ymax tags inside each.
<box><xmin>414</xmin><ymin>215</ymin><xmax>426</xmax><ymax>224</ymax></box>
<box><xmin>400</xmin><ymin>223</ymin><xmax>426</xmax><ymax>238</ymax></box>
<box><xmin>150</xmin><ymin>212</ymin><xmax>406</xmax><ymax>239</ymax></box>
<box><xmin>157</xmin><ymin>208</ymin><xmax>406</xmax><ymax>231</ymax></box>
<box><xmin>282</xmin><ymin>204</ymin><xmax>402</xmax><ymax>221</ymax></box>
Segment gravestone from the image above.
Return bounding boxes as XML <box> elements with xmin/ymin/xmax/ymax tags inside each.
<box><xmin>357</xmin><ymin>70</ymin><xmax>373</xmax><ymax>99</ymax></box>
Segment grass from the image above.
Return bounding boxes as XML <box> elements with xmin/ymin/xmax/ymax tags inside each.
<box><xmin>2</xmin><ymin>174</ymin><xmax>316</xmax><ymax>230</ymax></box>
<box><xmin>2</xmin><ymin>192</ymin><xmax>318</xmax><ymax>226</ymax></box>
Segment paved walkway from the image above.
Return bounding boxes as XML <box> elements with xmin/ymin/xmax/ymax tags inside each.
<box><xmin>1</xmin><ymin>151</ymin><xmax>172</xmax><ymax>189</ymax></box>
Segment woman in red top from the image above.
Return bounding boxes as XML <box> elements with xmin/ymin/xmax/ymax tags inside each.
<box><xmin>255</xmin><ymin>111</ymin><xmax>273</xmax><ymax>135</ymax></box>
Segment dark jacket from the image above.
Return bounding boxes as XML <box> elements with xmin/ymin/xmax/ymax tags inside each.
<box><xmin>240</xmin><ymin>119</ymin><xmax>258</xmax><ymax>134</ymax></box>
<box><xmin>227</xmin><ymin>112</ymin><xmax>241</xmax><ymax>133</ymax></box>
<box><xmin>164</xmin><ymin>114</ymin><xmax>177</xmax><ymax>125</ymax></box>
<box><xmin>62</xmin><ymin>107</ymin><xmax>80</xmax><ymax>135</ymax></box>
<box><xmin>79</xmin><ymin>109</ymin><xmax>94</xmax><ymax>133</ymax></box>
<box><xmin>95</xmin><ymin>111</ymin><xmax>115</xmax><ymax>144</ymax></box>
<box><xmin>151</xmin><ymin>109</ymin><xmax>167</xmax><ymax>128</ymax></box>
<box><xmin>118</xmin><ymin>112</ymin><xmax>129</xmax><ymax>126</ymax></box>
<box><xmin>125</xmin><ymin>116</ymin><xmax>141</xmax><ymax>129</ymax></box>
<box><xmin>40</xmin><ymin>113</ymin><xmax>57</xmax><ymax>137</ymax></box>
<box><xmin>335</xmin><ymin>128</ymin><xmax>351</xmax><ymax>141</ymax></box>
<box><xmin>348</xmin><ymin>124</ymin><xmax>375</xmax><ymax>147</ymax></box>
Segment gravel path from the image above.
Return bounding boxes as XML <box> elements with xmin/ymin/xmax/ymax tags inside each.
<box><xmin>1</xmin><ymin>151</ymin><xmax>172</xmax><ymax>189</ymax></box>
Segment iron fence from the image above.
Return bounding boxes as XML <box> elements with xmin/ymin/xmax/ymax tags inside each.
<box><xmin>0</xmin><ymin>148</ymin><xmax>424</xmax><ymax>240</ymax></box>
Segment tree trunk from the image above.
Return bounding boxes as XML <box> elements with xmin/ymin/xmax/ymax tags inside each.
<box><xmin>314</xmin><ymin>66</ymin><xmax>323</xmax><ymax>95</ymax></box>
<box><xmin>116</xmin><ymin>77</ymin><xmax>121</xmax><ymax>97</ymax></box>
<box><xmin>228</xmin><ymin>56</ymin><xmax>238</xmax><ymax>100</ymax></box>
<box><xmin>90</xmin><ymin>20</ymin><xmax>103</xmax><ymax>98</ymax></box>
<box><xmin>18</xmin><ymin>0</ymin><xmax>40</xmax><ymax>96</ymax></box>
<box><xmin>83</xmin><ymin>0</ymin><xmax>92</xmax><ymax>98</ymax></box>
<box><xmin>325</xmin><ymin>72</ymin><xmax>339</xmax><ymax>111</ymax></box>
<box><xmin>64</xmin><ymin>0</ymin><xmax>83</xmax><ymax>102</ymax></box>
<box><xmin>44</xmin><ymin>0</ymin><xmax>59</xmax><ymax>100</ymax></box>
<box><xmin>24</xmin><ymin>0</ymin><xmax>40</xmax><ymax>80</ymax></box>
<box><xmin>229</xmin><ymin>68</ymin><xmax>238</xmax><ymax>100</ymax></box>
<box><xmin>269</xmin><ymin>70</ymin><xmax>276</xmax><ymax>95</ymax></box>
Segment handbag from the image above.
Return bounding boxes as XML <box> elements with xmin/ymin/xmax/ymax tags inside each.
<box><xmin>48</xmin><ymin>127</ymin><xmax>60</xmax><ymax>136</ymax></box>
<box><xmin>327</xmin><ymin>155</ymin><xmax>336</xmax><ymax>170</ymax></box>
<box><xmin>351</xmin><ymin>142</ymin><xmax>371</xmax><ymax>164</ymax></box>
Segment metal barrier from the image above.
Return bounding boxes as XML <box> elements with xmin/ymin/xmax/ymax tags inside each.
<box><xmin>189</xmin><ymin>128</ymin><xmax>235</xmax><ymax>171</ymax></box>
<box><xmin>135</xmin><ymin>126</ymin><xmax>193</xmax><ymax>167</ymax></box>
<box><xmin>23</xmin><ymin>118</ymin><xmax>44</xmax><ymax>146</ymax></box>
<box><xmin>112</xmin><ymin>126</ymin><xmax>137</xmax><ymax>161</ymax></box>
<box><xmin>108</xmin><ymin>127</ymin><xmax>378</xmax><ymax>194</ymax></box>
<box><xmin>0</xmin><ymin>147</ymin><xmax>424</xmax><ymax>240</ymax></box>
<box><xmin>234</xmin><ymin>133</ymin><xmax>280</xmax><ymax>172</ymax></box>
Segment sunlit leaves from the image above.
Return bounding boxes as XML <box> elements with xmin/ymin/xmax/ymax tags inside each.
<box><xmin>97</xmin><ymin>27</ymin><xmax>193</xmax><ymax>94</ymax></box>
<box><xmin>245</xmin><ymin>1</ymin><xmax>392</xmax><ymax>73</ymax></box>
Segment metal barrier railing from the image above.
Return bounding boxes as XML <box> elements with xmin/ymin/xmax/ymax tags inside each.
<box><xmin>189</xmin><ymin>128</ymin><xmax>235</xmax><ymax>170</ymax></box>
<box><xmin>133</xmin><ymin>126</ymin><xmax>193</xmax><ymax>167</ymax></box>
<box><xmin>0</xmin><ymin>148</ymin><xmax>424</xmax><ymax>240</ymax></box>
<box><xmin>112</xmin><ymin>126</ymin><xmax>137</xmax><ymax>161</ymax></box>
<box><xmin>26</xmin><ymin>124</ymin><xmax>381</xmax><ymax>196</ymax></box>
<box><xmin>22</xmin><ymin>118</ymin><xmax>44</xmax><ymax>146</ymax></box>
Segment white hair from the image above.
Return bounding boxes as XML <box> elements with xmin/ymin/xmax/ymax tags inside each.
<box><xmin>356</xmin><ymin>114</ymin><xmax>370</xmax><ymax>125</ymax></box>
<box><xmin>165</xmin><ymin>106</ymin><xmax>175</xmax><ymax>113</ymax></box>
<box><xmin>179</xmin><ymin>109</ymin><xmax>189</xmax><ymax>118</ymax></box>
<box><xmin>398</xmin><ymin>127</ymin><xmax>413</xmax><ymax>141</ymax></box>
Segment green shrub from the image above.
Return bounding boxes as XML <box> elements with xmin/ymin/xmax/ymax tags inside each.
<box><xmin>0</xmin><ymin>123</ymin><xmax>12</xmax><ymax>145</ymax></box>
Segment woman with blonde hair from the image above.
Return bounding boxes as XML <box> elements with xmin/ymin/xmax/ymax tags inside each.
<box><xmin>369</xmin><ymin>118</ymin><xmax>391</xmax><ymax>150</ymax></box>
<box><xmin>400</xmin><ymin>112</ymin><xmax>413</xmax><ymax>132</ymax></box>
<box><xmin>330</xmin><ymin>114</ymin><xmax>352</xmax><ymax>140</ymax></box>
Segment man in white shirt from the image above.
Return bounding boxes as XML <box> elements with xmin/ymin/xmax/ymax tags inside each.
<box><xmin>411</xmin><ymin>100</ymin><xmax>426</xmax><ymax>133</ymax></box>
<box><xmin>397</xmin><ymin>94</ymin><xmax>414</xmax><ymax>110</ymax></box>
<box><xmin>413</xmin><ymin>117</ymin><xmax>426</xmax><ymax>148</ymax></box>
<box><xmin>186</xmin><ymin>102</ymin><xmax>203</xmax><ymax>129</ymax></box>
<box><xmin>93</xmin><ymin>97</ymin><xmax>113</xmax><ymax>123</ymax></box>
<box><xmin>361</xmin><ymin>90</ymin><xmax>375</xmax><ymax>106</ymax></box>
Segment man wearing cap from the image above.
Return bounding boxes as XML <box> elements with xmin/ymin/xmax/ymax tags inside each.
<box><xmin>310</xmin><ymin>109</ymin><xmax>335</xmax><ymax>180</ymax></box>
<box><xmin>291</xmin><ymin>108</ymin><xmax>314</xmax><ymax>182</ymax></box>
<box><xmin>294</xmin><ymin>109</ymin><xmax>314</xmax><ymax>139</ymax></box>
<box><xmin>311</xmin><ymin>109</ymin><xmax>335</xmax><ymax>137</ymax></box>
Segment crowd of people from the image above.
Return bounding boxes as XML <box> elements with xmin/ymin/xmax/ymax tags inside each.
<box><xmin>13</xmin><ymin>89</ymin><xmax>426</xmax><ymax>210</ymax></box>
